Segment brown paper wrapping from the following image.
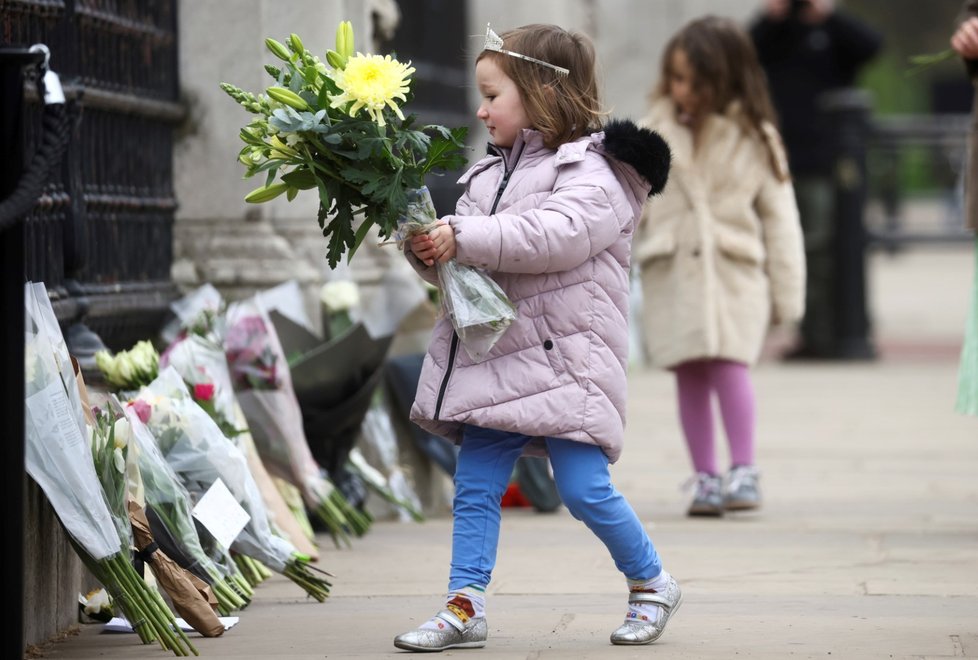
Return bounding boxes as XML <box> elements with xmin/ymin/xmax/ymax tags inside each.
<box><xmin>72</xmin><ymin>357</ymin><xmax>97</xmax><ymax>426</ymax></box>
<box><xmin>128</xmin><ymin>502</ymin><xmax>225</xmax><ymax>637</ymax></box>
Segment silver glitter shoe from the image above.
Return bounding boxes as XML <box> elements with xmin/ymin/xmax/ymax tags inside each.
<box><xmin>724</xmin><ymin>465</ymin><xmax>761</xmax><ymax>511</ymax></box>
<box><xmin>610</xmin><ymin>575</ymin><xmax>683</xmax><ymax>646</ymax></box>
<box><xmin>686</xmin><ymin>472</ymin><xmax>724</xmax><ymax>517</ymax></box>
<box><xmin>393</xmin><ymin>608</ymin><xmax>488</xmax><ymax>652</ymax></box>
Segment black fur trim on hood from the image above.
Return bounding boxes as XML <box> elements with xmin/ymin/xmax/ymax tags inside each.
<box><xmin>603</xmin><ymin>119</ymin><xmax>671</xmax><ymax>196</ymax></box>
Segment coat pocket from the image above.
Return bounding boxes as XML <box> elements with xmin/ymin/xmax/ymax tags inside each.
<box><xmin>534</xmin><ymin>318</ymin><xmax>569</xmax><ymax>383</ymax></box>
<box><xmin>715</xmin><ymin>228</ymin><xmax>764</xmax><ymax>266</ymax></box>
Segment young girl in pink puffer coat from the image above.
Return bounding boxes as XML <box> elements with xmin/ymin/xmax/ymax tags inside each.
<box><xmin>393</xmin><ymin>22</ymin><xmax>678</xmax><ymax>653</ymax></box>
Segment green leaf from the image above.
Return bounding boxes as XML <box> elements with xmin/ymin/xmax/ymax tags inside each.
<box><xmin>348</xmin><ymin>217</ymin><xmax>375</xmax><ymax>263</ymax></box>
<box><xmin>286</xmin><ymin>187</ymin><xmax>299</xmax><ymax>201</ymax></box>
<box><xmin>281</xmin><ymin>168</ymin><xmax>318</xmax><ymax>190</ymax></box>
<box><xmin>421</xmin><ymin>126</ymin><xmax>469</xmax><ymax>175</ymax></box>
<box><xmin>323</xmin><ymin>194</ymin><xmax>357</xmax><ymax>268</ymax></box>
<box><xmin>252</xmin><ymin>158</ymin><xmax>287</xmax><ymax>174</ymax></box>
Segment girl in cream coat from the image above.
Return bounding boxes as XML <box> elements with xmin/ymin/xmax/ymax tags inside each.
<box><xmin>638</xmin><ymin>16</ymin><xmax>805</xmax><ymax>516</ymax></box>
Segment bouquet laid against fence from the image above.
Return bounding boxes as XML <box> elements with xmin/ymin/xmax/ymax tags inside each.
<box><xmin>225</xmin><ymin>297</ymin><xmax>368</xmax><ymax>545</ymax></box>
<box><xmin>161</xmin><ymin>333</ymin><xmax>320</xmax><ymax>560</ymax></box>
<box><xmin>24</xmin><ymin>283</ymin><xmax>197</xmax><ymax>656</ymax></box>
<box><xmin>133</xmin><ymin>367</ymin><xmax>331</xmax><ymax>602</ymax></box>
<box><xmin>220</xmin><ymin>21</ymin><xmax>468</xmax><ymax>267</ymax></box>
<box><xmin>121</xmin><ymin>396</ymin><xmax>252</xmax><ymax>615</ymax></box>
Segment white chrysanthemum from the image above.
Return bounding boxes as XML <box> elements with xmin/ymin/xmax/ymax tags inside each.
<box><xmin>320</xmin><ymin>280</ymin><xmax>360</xmax><ymax>311</ymax></box>
<box><xmin>330</xmin><ymin>53</ymin><xmax>414</xmax><ymax>127</ymax></box>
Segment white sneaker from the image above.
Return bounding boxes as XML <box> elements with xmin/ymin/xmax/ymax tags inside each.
<box><xmin>724</xmin><ymin>465</ymin><xmax>761</xmax><ymax>511</ymax></box>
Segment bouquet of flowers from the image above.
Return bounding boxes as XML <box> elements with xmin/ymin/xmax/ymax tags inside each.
<box><xmin>121</xmin><ymin>397</ymin><xmax>251</xmax><ymax>614</ymax></box>
<box><xmin>24</xmin><ymin>283</ymin><xmax>196</xmax><ymax>656</ymax></box>
<box><xmin>226</xmin><ymin>297</ymin><xmax>369</xmax><ymax>544</ymax></box>
<box><xmin>394</xmin><ymin>187</ymin><xmax>517</xmax><ymax>361</ymax></box>
<box><xmin>161</xmin><ymin>332</ymin><xmax>320</xmax><ymax>560</ymax></box>
<box><xmin>134</xmin><ymin>368</ymin><xmax>331</xmax><ymax>601</ymax></box>
<box><xmin>94</xmin><ymin>340</ymin><xmax>159</xmax><ymax>391</ymax></box>
<box><xmin>220</xmin><ymin>21</ymin><xmax>468</xmax><ymax>267</ymax></box>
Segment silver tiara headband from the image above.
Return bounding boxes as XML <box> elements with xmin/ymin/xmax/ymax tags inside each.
<box><xmin>483</xmin><ymin>24</ymin><xmax>569</xmax><ymax>77</ymax></box>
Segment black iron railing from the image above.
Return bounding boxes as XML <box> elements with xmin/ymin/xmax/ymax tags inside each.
<box><xmin>3</xmin><ymin>0</ymin><xmax>182</xmax><ymax>354</ymax></box>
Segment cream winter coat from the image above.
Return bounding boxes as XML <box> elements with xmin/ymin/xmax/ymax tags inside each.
<box><xmin>637</xmin><ymin>98</ymin><xmax>805</xmax><ymax>368</ymax></box>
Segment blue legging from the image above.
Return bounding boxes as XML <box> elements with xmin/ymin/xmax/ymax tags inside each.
<box><xmin>449</xmin><ymin>425</ymin><xmax>662</xmax><ymax>591</ymax></box>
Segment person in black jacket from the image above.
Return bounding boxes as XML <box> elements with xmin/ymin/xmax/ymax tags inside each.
<box><xmin>750</xmin><ymin>0</ymin><xmax>882</xmax><ymax>358</ymax></box>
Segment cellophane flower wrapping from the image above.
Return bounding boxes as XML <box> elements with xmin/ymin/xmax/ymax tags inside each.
<box><xmin>161</xmin><ymin>334</ymin><xmax>241</xmax><ymax>438</ymax></box>
<box><xmin>25</xmin><ymin>284</ymin><xmax>198</xmax><ymax>655</ymax></box>
<box><xmin>170</xmin><ymin>283</ymin><xmax>226</xmax><ymax>343</ymax></box>
<box><xmin>89</xmin><ymin>407</ymin><xmax>135</xmax><ymax>554</ymax></box>
<box><xmin>24</xmin><ymin>282</ymin><xmax>119</xmax><ymax>561</ymax></box>
<box><xmin>135</xmin><ymin>367</ymin><xmax>295</xmax><ymax>573</ymax></box>
<box><xmin>353</xmin><ymin>395</ymin><xmax>423</xmax><ymax>522</ymax></box>
<box><xmin>121</xmin><ymin>394</ymin><xmax>235</xmax><ymax>584</ymax></box>
<box><xmin>395</xmin><ymin>186</ymin><xmax>517</xmax><ymax>362</ymax></box>
<box><xmin>224</xmin><ymin>298</ymin><xmax>336</xmax><ymax>508</ymax></box>
<box><xmin>161</xmin><ymin>333</ymin><xmax>319</xmax><ymax>558</ymax></box>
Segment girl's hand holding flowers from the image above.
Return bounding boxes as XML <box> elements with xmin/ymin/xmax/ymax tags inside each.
<box><xmin>410</xmin><ymin>221</ymin><xmax>456</xmax><ymax>266</ymax></box>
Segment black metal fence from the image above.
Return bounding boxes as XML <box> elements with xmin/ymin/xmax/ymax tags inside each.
<box><xmin>3</xmin><ymin>0</ymin><xmax>182</xmax><ymax>353</ymax></box>
<box><xmin>866</xmin><ymin>113</ymin><xmax>972</xmax><ymax>248</ymax></box>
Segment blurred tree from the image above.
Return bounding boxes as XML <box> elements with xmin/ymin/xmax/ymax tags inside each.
<box><xmin>847</xmin><ymin>0</ymin><xmax>970</xmax><ymax>114</ymax></box>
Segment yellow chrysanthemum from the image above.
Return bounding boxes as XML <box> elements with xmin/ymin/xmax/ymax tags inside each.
<box><xmin>331</xmin><ymin>53</ymin><xmax>414</xmax><ymax>126</ymax></box>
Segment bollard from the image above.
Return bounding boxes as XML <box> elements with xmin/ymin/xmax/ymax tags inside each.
<box><xmin>0</xmin><ymin>46</ymin><xmax>45</xmax><ymax>660</ymax></box>
<box><xmin>820</xmin><ymin>88</ymin><xmax>877</xmax><ymax>360</ymax></box>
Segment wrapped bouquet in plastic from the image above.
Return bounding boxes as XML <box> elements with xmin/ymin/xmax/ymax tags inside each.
<box><xmin>161</xmin><ymin>332</ymin><xmax>319</xmax><ymax>559</ymax></box>
<box><xmin>133</xmin><ymin>367</ymin><xmax>331</xmax><ymax>601</ymax></box>
<box><xmin>24</xmin><ymin>283</ymin><xmax>196</xmax><ymax>655</ymax></box>
<box><xmin>395</xmin><ymin>186</ymin><xmax>517</xmax><ymax>362</ymax></box>
<box><xmin>120</xmin><ymin>395</ymin><xmax>251</xmax><ymax>614</ymax></box>
<box><xmin>225</xmin><ymin>297</ymin><xmax>369</xmax><ymax>543</ymax></box>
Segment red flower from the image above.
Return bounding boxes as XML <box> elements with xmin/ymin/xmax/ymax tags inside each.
<box><xmin>193</xmin><ymin>383</ymin><xmax>215</xmax><ymax>402</ymax></box>
<box><xmin>129</xmin><ymin>399</ymin><xmax>152</xmax><ymax>424</ymax></box>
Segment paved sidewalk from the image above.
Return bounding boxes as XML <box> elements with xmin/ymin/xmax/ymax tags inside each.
<box><xmin>37</xmin><ymin>248</ymin><xmax>978</xmax><ymax>659</ymax></box>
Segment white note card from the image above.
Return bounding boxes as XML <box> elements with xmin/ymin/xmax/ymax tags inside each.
<box><xmin>192</xmin><ymin>478</ymin><xmax>250</xmax><ymax>551</ymax></box>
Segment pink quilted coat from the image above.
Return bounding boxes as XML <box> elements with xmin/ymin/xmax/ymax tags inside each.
<box><xmin>406</xmin><ymin>121</ymin><xmax>670</xmax><ymax>462</ymax></box>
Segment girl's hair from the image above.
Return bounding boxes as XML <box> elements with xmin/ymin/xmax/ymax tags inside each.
<box><xmin>478</xmin><ymin>24</ymin><xmax>605</xmax><ymax>149</ymax></box>
<box><xmin>656</xmin><ymin>16</ymin><xmax>788</xmax><ymax>180</ymax></box>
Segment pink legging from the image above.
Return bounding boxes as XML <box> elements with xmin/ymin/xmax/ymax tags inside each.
<box><xmin>674</xmin><ymin>359</ymin><xmax>755</xmax><ymax>476</ymax></box>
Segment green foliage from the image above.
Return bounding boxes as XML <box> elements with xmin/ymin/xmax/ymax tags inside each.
<box><xmin>221</xmin><ymin>26</ymin><xmax>469</xmax><ymax>268</ymax></box>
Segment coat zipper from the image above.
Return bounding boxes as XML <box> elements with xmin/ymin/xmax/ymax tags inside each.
<box><xmin>434</xmin><ymin>144</ymin><xmax>520</xmax><ymax>420</ymax></box>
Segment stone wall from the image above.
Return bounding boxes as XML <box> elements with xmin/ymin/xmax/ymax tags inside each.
<box><xmin>23</xmin><ymin>479</ymin><xmax>86</xmax><ymax>650</ymax></box>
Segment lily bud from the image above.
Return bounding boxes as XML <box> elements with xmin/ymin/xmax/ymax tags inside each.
<box><xmin>336</xmin><ymin>21</ymin><xmax>355</xmax><ymax>59</ymax></box>
<box><xmin>265</xmin><ymin>38</ymin><xmax>292</xmax><ymax>62</ymax></box>
<box><xmin>269</xmin><ymin>135</ymin><xmax>299</xmax><ymax>160</ymax></box>
<box><xmin>266</xmin><ymin>86</ymin><xmax>310</xmax><ymax>111</ymax></box>
<box><xmin>326</xmin><ymin>49</ymin><xmax>346</xmax><ymax>70</ymax></box>
<box><xmin>245</xmin><ymin>182</ymin><xmax>290</xmax><ymax>203</ymax></box>
<box><xmin>289</xmin><ymin>33</ymin><xmax>305</xmax><ymax>55</ymax></box>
